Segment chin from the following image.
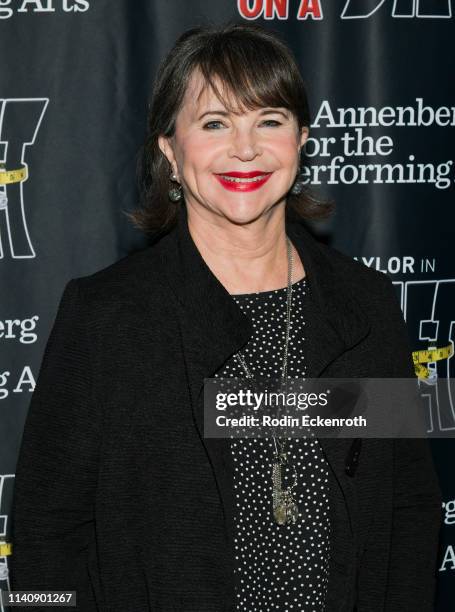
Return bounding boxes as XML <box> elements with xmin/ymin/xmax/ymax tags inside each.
<box><xmin>216</xmin><ymin>201</ymin><xmax>272</xmax><ymax>225</ymax></box>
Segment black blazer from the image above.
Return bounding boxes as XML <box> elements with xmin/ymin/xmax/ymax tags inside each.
<box><xmin>11</xmin><ymin>204</ymin><xmax>442</xmax><ymax>612</ymax></box>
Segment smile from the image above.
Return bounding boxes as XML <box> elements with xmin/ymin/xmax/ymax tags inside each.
<box><xmin>220</xmin><ymin>175</ymin><xmax>267</xmax><ymax>183</ymax></box>
<box><xmin>214</xmin><ymin>172</ymin><xmax>273</xmax><ymax>192</ymax></box>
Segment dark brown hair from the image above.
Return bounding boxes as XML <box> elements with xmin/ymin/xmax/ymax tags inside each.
<box><xmin>127</xmin><ymin>21</ymin><xmax>334</xmax><ymax>236</ymax></box>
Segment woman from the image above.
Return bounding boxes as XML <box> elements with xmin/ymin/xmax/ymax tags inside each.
<box><xmin>11</xmin><ymin>22</ymin><xmax>442</xmax><ymax>612</ymax></box>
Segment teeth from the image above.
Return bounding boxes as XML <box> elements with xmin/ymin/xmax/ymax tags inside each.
<box><xmin>220</xmin><ymin>174</ymin><xmax>269</xmax><ymax>183</ymax></box>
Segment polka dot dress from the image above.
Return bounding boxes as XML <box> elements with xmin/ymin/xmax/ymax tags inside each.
<box><xmin>214</xmin><ymin>277</ymin><xmax>332</xmax><ymax>611</ymax></box>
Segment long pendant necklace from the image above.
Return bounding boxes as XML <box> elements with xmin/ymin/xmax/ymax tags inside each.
<box><xmin>234</xmin><ymin>236</ymin><xmax>299</xmax><ymax>526</ymax></box>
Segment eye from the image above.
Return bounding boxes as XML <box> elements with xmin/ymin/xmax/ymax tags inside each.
<box><xmin>202</xmin><ymin>119</ymin><xmax>283</xmax><ymax>130</ymax></box>
<box><xmin>202</xmin><ymin>120</ymin><xmax>225</xmax><ymax>130</ymax></box>
<box><xmin>261</xmin><ymin>119</ymin><xmax>282</xmax><ymax>127</ymax></box>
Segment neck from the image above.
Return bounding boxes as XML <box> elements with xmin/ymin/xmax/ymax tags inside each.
<box><xmin>185</xmin><ymin>202</ymin><xmax>305</xmax><ymax>295</ymax></box>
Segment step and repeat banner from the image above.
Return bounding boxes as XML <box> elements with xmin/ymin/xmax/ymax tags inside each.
<box><xmin>0</xmin><ymin>1</ymin><xmax>453</xmax><ymax>609</ymax></box>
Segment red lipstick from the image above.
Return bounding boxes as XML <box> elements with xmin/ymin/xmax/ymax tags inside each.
<box><xmin>214</xmin><ymin>170</ymin><xmax>273</xmax><ymax>192</ymax></box>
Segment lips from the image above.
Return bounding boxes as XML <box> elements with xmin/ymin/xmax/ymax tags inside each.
<box><xmin>214</xmin><ymin>170</ymin><xmax>273</xmax><ymax>192</ymax></box>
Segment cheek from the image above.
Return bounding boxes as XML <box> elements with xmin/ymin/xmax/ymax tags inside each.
<box><xmin>178</xmin><ymin>134</ymin><xmax>220</xmax><ymax>174</ymax></box>
<box><xmin>263</xmin><ymin>133</ymin><xmax>299</xmax><ymax>167</ymax></box>
<box><xmin>274</xmin><ymin>139</ymin><xmax>299</xmax><ymax>163</ymax></box>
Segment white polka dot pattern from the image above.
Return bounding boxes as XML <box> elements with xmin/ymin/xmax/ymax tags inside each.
<box><xmin>214</xmin><ymin>278</ymin><xmax>331</xmax><ymax>611</ymax></box>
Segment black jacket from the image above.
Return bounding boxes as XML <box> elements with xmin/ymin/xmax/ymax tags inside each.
<box><xmin>11</xmin><ymin>204</ymin><xmax>443</xmax><ymax>611</ymax></box>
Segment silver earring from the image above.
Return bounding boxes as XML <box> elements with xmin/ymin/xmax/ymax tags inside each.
<box><xmin>290</xmin><ymin>148</ymin><xmax>305</xmax><ymax>195</ymax></box>
<box><xmin>168</xmin><ymin>172</ymin><xmax>183</xmax><ymax>202</ymax></box>
<box><xmin>290</xmin><ymin>171</ymin><xmax>305</xmax><ymax>195</ymax></box>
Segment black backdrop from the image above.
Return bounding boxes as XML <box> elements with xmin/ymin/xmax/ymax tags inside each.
<box><xmin>1</xmin><ymin>1</ymin><xmax>453</xmax><ymax>608</ymax></box>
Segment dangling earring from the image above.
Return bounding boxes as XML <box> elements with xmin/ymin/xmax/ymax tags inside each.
<box><xmin>290</xmin><ymin>148</ymin><xmax>305</xmax><ymax>195</ymax></box>
<box><xmin>168</xmin><ymin>172</ymin><xmax>183</xmax><ymax>202</ymax></box>
<box><xmin>290</xmin><ymin>171</ymin><xmax>305</xmax><ymax>195</ymax></box>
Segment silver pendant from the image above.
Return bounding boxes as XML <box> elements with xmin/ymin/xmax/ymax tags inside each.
<box><xmin>272</xmin><ymin>454</ymin><xmax>299</xmax><ymax>525</ymax></box>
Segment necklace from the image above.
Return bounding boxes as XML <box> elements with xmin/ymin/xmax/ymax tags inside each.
<box><xmin>233</xmin><ymin>235</ymin><xmax>299</xmax><ymax>526</ymax></box>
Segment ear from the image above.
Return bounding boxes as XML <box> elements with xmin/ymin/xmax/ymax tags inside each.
<box><xmin>299</xmin><ymin>126</ymin><xmax>309</xmax><ymax>149</ymax></box>
<box><xmin>158</xmin><ymin>135</ymin><xmax>178</xmax><ymax>177</ymax></box>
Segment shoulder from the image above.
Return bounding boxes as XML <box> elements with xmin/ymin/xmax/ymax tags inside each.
<box><xmin>315</xmin><ymin>238</ymin><xmax>414</xmax><ymax>373</ymax></box>
<box><xmin>327</xmin><ymin>243</ymin><xmax>404</xmax><ymax>326</ymax></box>
<box><xmin>297</xmin><ymin>230</ymin><xmax>409</xmax><ymax>359</ymax></box>
<box><xmin>307</xmin><ymin>231</ymin><xmax>397</xmax><ymax>302</ymax></box>
<box><xmin>290</xmin><ymin>216</ymin><xmax>391</xmax><ymax>292</ymax></box>
<box><xmin>49</xmin><ymin>234</ymin><xmax>173</xmax><ymax>336</ymax></box>
<box><xmin>67</xmin><ymin>239</ymin><xmax>168</xmax><ymax>309</ymax></box>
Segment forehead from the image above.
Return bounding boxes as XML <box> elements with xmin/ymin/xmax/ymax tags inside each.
<box><xmin>180</xmin><ymin>69</ymin><xmax>252</xmax><ymax>118</ymax></box>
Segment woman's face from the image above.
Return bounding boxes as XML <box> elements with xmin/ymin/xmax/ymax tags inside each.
<box><xmin>159</xmin><ymin>69</ymin><xmax>309</xmax><ymax>225</ymax></box>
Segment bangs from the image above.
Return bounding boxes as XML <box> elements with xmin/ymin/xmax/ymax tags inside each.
<box><xmin>192</xmin><ymin>34</ymin><xmax>306</xmax><ymax>123</ymax></box>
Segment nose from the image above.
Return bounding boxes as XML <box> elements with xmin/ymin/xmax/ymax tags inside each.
<box><xmin>227</xmin><ymin>127</ymin><xmax>261</xmax><ymax>161</ymax></box>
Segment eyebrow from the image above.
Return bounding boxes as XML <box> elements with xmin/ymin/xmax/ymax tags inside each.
<box><xmin>197</xmin><ymin>108</ymin><xmax>290</xmax><ymax>121</ymax></box>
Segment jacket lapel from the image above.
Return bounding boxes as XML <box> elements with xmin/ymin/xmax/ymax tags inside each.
<box><xmin>154</xmin><ymin>204</ymin><xmax>371</xmax><ymax>545</ymax></box>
